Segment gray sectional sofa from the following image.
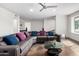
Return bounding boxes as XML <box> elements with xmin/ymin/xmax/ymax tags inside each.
<box><xmin>0</xmin><ymin>31</ymin><xmax>60</xmax><ymax>56</ymax></box>
<box><xmin>0</xmin><ymin>36</ymin><xmax>37</xmax><ymax>56</ymax></box>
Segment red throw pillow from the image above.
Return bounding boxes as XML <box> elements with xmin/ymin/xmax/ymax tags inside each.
<box><xmin>16</xmin><ymin>32</ymin><xmax>26</xmax><ymax>41</ymax></box>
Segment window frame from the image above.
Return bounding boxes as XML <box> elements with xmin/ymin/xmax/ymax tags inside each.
<box><xmin>74</xmin><ymin>16</ymin><xmax>79</xmax><ymax>33</ymax></box>
<box><xmin>71</xmin><ymin>15</ymin><xmax>79</xmax><ymax>34</ymax></box>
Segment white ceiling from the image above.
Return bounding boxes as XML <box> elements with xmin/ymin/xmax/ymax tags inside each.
<box><xmin>0</xmin><ymin>3</ymin><xmax>79</xmax><ymax>20</ymax></box>
<box><xmin>56</xmin><ymin>3</ymin><xmax>79</xmax><ymax>15</ymax></box>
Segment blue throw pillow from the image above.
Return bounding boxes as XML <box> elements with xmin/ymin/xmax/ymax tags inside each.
<box><xmin>47</xmin><ymin>32</ymin><xmax>54</xmax><ymax>36</ymax></box>
<box><xmin>31</xmin><ymin>31</ymin><xmax>37</xmax><ymax>36</ymax></box>
<box><xmin>3</xmin><ymin>35</ymin><xmax>19</xmax><ymax>45</ymax></box>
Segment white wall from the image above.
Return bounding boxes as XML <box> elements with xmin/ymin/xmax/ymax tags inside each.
<box><xmin>31</xmin><ymin>20</ymin><xmax>43</xmax><ymax>31</ymax></box>
<box><xmin>67</xmin><ymin>11</ymin><xmax>79</xmax><ymax>41</ymax></box>
<box><xmin>13</xmin><ymin>16</ymin><xmax>20</xmax><ymax>32</ymax></box>
<box><xmin>0</xmin><ymin>7</ymin><xmax>20</xmax><ymax>36</ymax></box>
<box><xmin>24</xmin><ymin>21</ymin><xmax>31</xmax><ymax>31</ymax></box>
<box><xmin>20</xmin><ymin>20</ymin><xmax>43</xmax><ymax>31</ymax></box>
<box><xmin>56</xmin><ymin>15</ymin><xmax>67</xmax><ymax>35</ymax></box>
<box><xmin>44</xmin><ymin>19</ymin><xmax>56</xmax><ymax>31</ymax></box>
<box><xmin>20</xmin><ymin>19</ymin><xmax>26</xmax><ymax>30</ymax></box>
<box><xmin>22</xmin><ymin>17</ymin><xmax>56</xmax><ymax>31</ymax></box>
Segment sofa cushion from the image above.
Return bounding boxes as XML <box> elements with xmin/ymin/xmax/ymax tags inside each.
<box><xmin>0</xmin><ymin>37</ymin><xmax>3</xmax><ymax>42</ymax></box>
<box><xmin>24</xmin><ymin>32</ymin><xmax>30</xmax><ymax>37</ymax></box>
<box><xmin>16</xmin><ymin>32</ymin><xmax>26</xmax><ymax>41</ymax></box>
<box><xmin>19</xmin><ymin>38</ymin><xmax>32</xmax><ymax>52</ymax></box>
<box><xmin>47</xmin><ymin>31</ymin><xmax>54</xmax><ymax>36</ymax></box>
<box><xmin>31</xmin><ymin>31</ymin><xmax>38</xmax><ymax>36</ymax></box>
<box><xmin>39</xmin><ymin>31</ymin><xmax>46</xmax><ymax>36</ymax></box>
<box><xmin>3</xmin><ymin>35</ymin><xmax>19</xmax><ymax>45</ymax></box>
<box><xmin>19</xmin><ymin>40</ymin><xmax>27</xmax><ymax>52</ymax></box>
<box><xmin>0</xmin><ymin>42</ymin><xmax>7</xmax><ymax>46</ymax></box>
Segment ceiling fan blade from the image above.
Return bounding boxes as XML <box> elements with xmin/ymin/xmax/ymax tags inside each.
<box><xmin>46</xmin><ymin>6</ymin><xmax>57</xmax><ymax>8</ymax></box>
<box><xmin>40</xmin><ymin>8</ymin><xmax>44</xmax><ymax>12</ymax></box>
<box><xmin>39</xmin><ymin>3</ymin><xmax>45</xmax><ymax>8</ymax></box>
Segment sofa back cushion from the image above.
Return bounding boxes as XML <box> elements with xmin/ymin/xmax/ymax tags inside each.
<box><xmin>0</xmin><ymin>37</ymin><xmax>3</xmax><ymax>42</ymax></box>
<box><xmin>0</xmin><ymin>42</ymin><xmax>7</xmax><ymax>46</ymax></box>
<box><xmin>39</xmin><ymin>31</ymin><xmax>46</xmax><ymax>36</ymax></box>
<box><xmin>16</xmin><ymin>32</ymin><xmax>26</xmax><ymax>41</ymax></box>
<box><xmin>31</xmin><ymin>31</ymin><xmax>38</xmax><ymax>36</ymax></box>
<box><xmin>47</xmin><ymin>31</ymin><xmax>54</xmax><ymax>36</ymax></box>
<box><xmin>24</xmin><ymin>32</ymin><xmax>30</xmax><ymax>37</ymax></box>
<box><xmin>3</xmin><ymin>35</ymin><xmax>19</xmax><ymax>45</ymax></box>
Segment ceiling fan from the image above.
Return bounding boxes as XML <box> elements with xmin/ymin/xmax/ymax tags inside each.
<box><xmin>39</xmin><ymin>3</ymin><xmax>57</xmax><ymax>12</ymax></box>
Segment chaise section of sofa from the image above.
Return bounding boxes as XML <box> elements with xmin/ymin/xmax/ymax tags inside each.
<box><xmin>19</xmin><ymin>37</ymin><xmax>37</xmax><ymax>56</ymax></box>
<box><xmin>0</xmin><ymin>31</ymin><xmax>60</xmax><ymax>56</ymax></box>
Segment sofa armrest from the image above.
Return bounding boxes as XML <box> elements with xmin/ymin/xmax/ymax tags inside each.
<box><xmin>0</xmin><ymin>45</ymin><xmax>20</xmax><ymax>56</ymax></box>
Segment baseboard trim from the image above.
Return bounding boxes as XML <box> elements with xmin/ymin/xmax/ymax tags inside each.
<box><xmin>65</xmin><ymin>37</ymin><xmax>69</xmax><ymax>39</ymax></box>
<box><xmin>67</xmin><ymin>37</ymin><xmax>79</xmax><ymax>45</ymax></box>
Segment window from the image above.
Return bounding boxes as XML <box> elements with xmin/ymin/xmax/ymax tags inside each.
<box><xmin>74</xmin><ymin>16</ymin><xmax>79</xmax><ymax>32</ymax></box>
<box><xmin>71</xmin><ymin>15</ymin><xmax>79</xmax><ymax>34</ymax></box>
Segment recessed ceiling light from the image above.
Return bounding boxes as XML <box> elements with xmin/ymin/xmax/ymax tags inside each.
<box><xmin>30</xmin><ymin>9</ymin><xmax>33</xmax><ymax>12</ymax></box>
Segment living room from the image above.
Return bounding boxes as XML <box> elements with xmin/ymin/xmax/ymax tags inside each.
<box><xmin>0</xmin><ymin>3</ymin><xmax>79</xmax><ymax>56</ymax></box>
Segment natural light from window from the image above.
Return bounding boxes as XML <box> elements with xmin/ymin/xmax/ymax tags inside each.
<box><xmin>71</xmin><ymin>15</ymin><xmax>79</xmax><ymax>34</ymax></box>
